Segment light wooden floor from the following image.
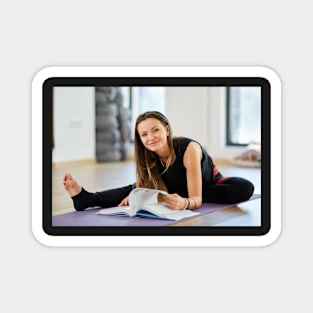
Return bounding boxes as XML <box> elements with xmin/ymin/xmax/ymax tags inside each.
<box><xmin>52</xmin><ymin>159</ymin><xmax>261</xmax><ymax>226</ymax></box>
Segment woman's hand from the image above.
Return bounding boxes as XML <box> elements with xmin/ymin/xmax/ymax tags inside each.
<box><xmin>118</xmin><ymin>196</ymin><xmax>129</xmax><ymax>206</ymax></box>
<box><xmin>163</xmin><ymin>193</ymin><xmax>186</xmax><ymax>210</ymax></box>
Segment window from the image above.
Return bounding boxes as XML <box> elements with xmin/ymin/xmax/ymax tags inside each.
<box><xmin>132</xmin><ymin>87</ymin><xmax>165</xmax><ymax>115</ymax></box>
<box><xmin>226</xmin><ymin>86</ymin><xmax>261</xmax><ymax>146</ymax></box>
<box><xmin>130</xmin><ymin>87</ymin><xmax>166</xmax><ymax>134</ymax></box>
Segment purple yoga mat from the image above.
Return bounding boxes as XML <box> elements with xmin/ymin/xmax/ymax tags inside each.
<box><xmin>52</xmin><ymin>194</ymin><xmax>260</xmax><ymax>227</ymax></box>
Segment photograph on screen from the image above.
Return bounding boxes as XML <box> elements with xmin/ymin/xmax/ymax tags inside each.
<box><xmin>41</xmin><ymin>75</ymin><xmax>271</xmax><ymax>237</ymax></box>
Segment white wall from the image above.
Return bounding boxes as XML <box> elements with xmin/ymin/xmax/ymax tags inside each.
<box><xmin>165</xmin><ymin>87</ymin><xmax>209</xmax><ymax>145</ymax></box>
<box><xmin>53</xmin><ymin>86</ymin><xmax>246</xmax><ymax>163</ymax></box>
<box><xmin>53</xmin><ymin>87</ymin><xmax>95</xmax><ymax>163</ymax></box>
<box><xmin>166</xmin><ymin>87</ymin><xmax>246</xmax><ymax>159</ymax></box>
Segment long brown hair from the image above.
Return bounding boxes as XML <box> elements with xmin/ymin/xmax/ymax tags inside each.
<box><xmin>134</xmin><ymin>111</ymin><xmax>174</xmax><ymax>191</ymax></box>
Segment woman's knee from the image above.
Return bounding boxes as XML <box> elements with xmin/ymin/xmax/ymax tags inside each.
<box><xmin>224</xmin><ymin>177</ymin><xmax>254</xmax><ymax>203</ymax></box>
<box><xmin>236</xmin><ymin>178</ymin><xmax>254</xmax><ymax>201</ymax></box>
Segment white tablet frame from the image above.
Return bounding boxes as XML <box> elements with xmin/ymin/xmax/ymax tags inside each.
<box><xmin>32</xmin><ymin>66</ymin><xmax>281</xmax><ymax>247</ymax></box>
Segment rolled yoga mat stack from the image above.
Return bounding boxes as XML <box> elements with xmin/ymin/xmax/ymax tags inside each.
<box><xmin>95</xmin><ymin>87</ymin><xmax>131</xmax><ymax>162</ymax></box>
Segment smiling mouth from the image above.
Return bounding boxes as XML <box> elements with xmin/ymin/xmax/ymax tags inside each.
<box><xmin>149</xmin><ymin>141</ymin><xmax>159</xmax><ymax>146</ymax></box>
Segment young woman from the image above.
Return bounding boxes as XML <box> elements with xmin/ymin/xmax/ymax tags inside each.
<box><xmin>63</xmin><ymin>111</ymin><xmax>254</xmax><ymax>211</ymax></box>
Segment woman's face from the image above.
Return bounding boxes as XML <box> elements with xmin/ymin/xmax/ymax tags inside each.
<box><xmin>137</xmin><ymin>118</ymin><xmax>170</xmax><ymax>154</ymax></box>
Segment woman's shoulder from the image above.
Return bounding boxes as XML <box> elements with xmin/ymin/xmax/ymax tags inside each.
<box><xmin>173</xmin><ymin>137</ymin><xmax>201</xmax><ymax>154</ymax></box>
<box><xmin>173</xmin><ymin>137</ymin><xmax>211</xmax><ymax>158</ymax></box>
<box><xmin>173</xmin><ymin>136</ymin><xmax>189</xmax><ymax>149</ymax></box>
<box><xmin>173</xmin><ymin>137</ymin><xmax>201</xmax><ymax>147</ymax></box>
<box><xmin>173</xmin><ymin>136</ymin><xmax>193</xmax><ymax>144</ymax></box>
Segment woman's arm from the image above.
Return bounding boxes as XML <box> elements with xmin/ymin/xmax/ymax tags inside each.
<box><xmin>183</xmin><ymin>141</ymin><xmax>203</xmax><ymax>209</ymax></box>
<box><xmin>164</xmin><ymin>141</ymin><xmax>203</xmax><ymax>210</ymax></box>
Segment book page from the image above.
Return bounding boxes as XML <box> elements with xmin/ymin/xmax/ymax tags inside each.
<box><xmin>97</xmin><ymin>206</ymin><xmax>135</xmax><ymax>217</ymax></box>
<box><xmin>97</xmin><ymin>188</ymin><xmax>200</xmax><ymax>221</ymax></box>
<box><xmin>129</xmin><ymin>188</ymin><xmax>167</xmax><ymax>209</ymax></box>
<box><xmin>138</xmin><ymin>203</ymin><xmax>200</xmax><ymax>221</ymax></box>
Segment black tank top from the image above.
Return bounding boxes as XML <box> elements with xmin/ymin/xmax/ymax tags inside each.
<box><xmin>159</xmin><ymin>137</ymin><xmax>217</xmax><ymax>201</ymax></box>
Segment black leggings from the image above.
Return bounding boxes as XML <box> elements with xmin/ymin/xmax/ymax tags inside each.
<box><xmin>71</xmin><ymin>177</ymin><xmax>254</xmax><ymax>211</ymax></box>
<box><xmin>205</xmin><ymin>177</ymin><xmax>254</xmax><ymax>204</ymax></box>
<box><xmin>72</xmin><ymin>185</ymin><xmax>134</xmax><ymax>211</ymax></box>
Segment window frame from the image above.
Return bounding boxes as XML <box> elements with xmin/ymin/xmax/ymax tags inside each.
<box><xmin>225</xmin><ymin>86</ymin><xmax>261</xmax><ymax>147</ymax></box>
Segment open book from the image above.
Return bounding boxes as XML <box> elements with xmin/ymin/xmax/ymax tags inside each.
<box><xmin>96</xmin><ymin>188</ymin><xmax>200</xmax><ymax>221</ymax></box>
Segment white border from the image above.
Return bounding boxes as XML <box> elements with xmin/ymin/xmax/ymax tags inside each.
<box><xmin>32</xmin><ymin>66</ymin><xmax>281</xmax><ymax>247</ymax></box>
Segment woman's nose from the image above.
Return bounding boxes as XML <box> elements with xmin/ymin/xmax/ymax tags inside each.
<box><xmin>147</xmin><ymin>132</ymin><xmax>154</xmax><ymax>141</ymax></box>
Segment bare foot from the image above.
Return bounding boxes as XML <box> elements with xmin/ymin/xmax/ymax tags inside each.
<box><xmin>63</xmin><ymin>173</ymin><xmax>82</xmax><ymax>197</ymax></box>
